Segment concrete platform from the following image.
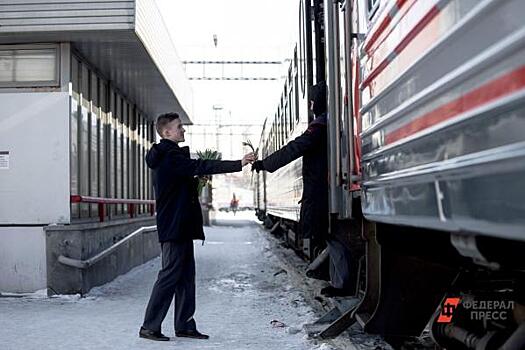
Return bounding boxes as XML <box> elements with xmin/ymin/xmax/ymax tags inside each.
<box><xmin>45</xmin><ymin>217</ymin><xmax>158</xmax><ymax>295</ymax></box>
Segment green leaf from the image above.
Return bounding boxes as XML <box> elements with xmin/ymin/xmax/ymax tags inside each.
<box><xmin>197</xmin><ymin>148</ymin><xmax>222</xmax><ymax>160</ymax></box>
<box><xmin>195</xmin><ymin>149</ymin><xmax>221</xmax><ymax>196</ymax></box>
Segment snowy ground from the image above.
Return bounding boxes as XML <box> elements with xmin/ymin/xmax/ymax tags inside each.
<box><xmin>0</xmin><ymin>212</ymin><xmax>342</xmax><ymax>350</ymax></box>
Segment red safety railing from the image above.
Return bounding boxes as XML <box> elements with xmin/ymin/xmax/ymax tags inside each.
<box><xmin>70</xmin><ymin>195</ymin><xmax>155</xmax><ymax>222</ymax></box>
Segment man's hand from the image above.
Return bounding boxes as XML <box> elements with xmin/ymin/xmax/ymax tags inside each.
<box><xmin>241</xmin><ymin>152</ymin><xmax>256</xmax><ymax>166</ymax></box>
<box><xmin>251</xmin><ymin>160</ymin><xmax>265</xmax><ymax>172</ymax></box>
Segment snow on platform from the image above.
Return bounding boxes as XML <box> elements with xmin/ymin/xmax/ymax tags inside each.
<box><xmin>0</xmin><ymin>211</ymin><xmax>339</xmax><ymax>350</ymax></box>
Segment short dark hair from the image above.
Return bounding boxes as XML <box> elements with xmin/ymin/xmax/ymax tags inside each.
<box><xmin>310</xmin><ymin>81</ymin><xmax>327</xmax><ymax>116</ymax></box>
<box><xmin>155</xmin><ymin>112</ymin><xmax>180</xmax><ymax>136</ymax></box>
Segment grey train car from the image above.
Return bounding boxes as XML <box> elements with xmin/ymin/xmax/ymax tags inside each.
<box><xmin>255</xmin><ymin>0</ymin><xmax>525</xmax><ymax>348</ymax></box>
<box><xmin>254</xmin><ymin>43</ymin><xmax>312</xmax><ymax>249</ymax></box>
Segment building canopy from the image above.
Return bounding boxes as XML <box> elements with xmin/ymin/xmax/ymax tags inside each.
<box><xmin>0</xmin><ymin>0</ymin><xmax>193</xmax><ymax>123</ymax></box>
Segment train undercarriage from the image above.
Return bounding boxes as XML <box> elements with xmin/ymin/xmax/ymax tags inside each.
<box><xmin>257</xmin><ymin>210</ymin><xmax>525</xmax><ymax>349</ymax></box>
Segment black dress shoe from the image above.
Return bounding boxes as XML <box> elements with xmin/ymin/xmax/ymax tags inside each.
<box><xmin>320</xmin><ymin>286</ymin><xmax>352</xmax><ymax>297</ymax></box>
<box><xmin>175</xmin><ymin>329</ymin><xmax>209</xmax><ymax>339</ymax></box>
<box><xmin>139</xmin><ymin>327</ymin><xmax>170</xmax><ymax>341</ymax></box>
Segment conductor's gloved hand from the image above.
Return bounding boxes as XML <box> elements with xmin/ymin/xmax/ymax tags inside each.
<box><xmin>252</xmin><ymin>160</ymin><xmax>265</xmax><ymax>172</ymax></box>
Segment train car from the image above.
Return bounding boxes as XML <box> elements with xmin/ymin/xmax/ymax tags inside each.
<box><xmin>255</xmin><ymin>52</ymin><xmax>308</xmax><ymax>251</ymax></box>
<box><xmin>255</xmin><ymin>0</ymin><xmax>329</xmax><ymax>258</ymax></box>
<box><xmin>256</xmin><ymin>0</ymin><xmax>525</xmax><ymax>348</ymax></box>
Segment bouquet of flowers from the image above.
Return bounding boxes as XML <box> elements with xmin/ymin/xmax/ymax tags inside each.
<box><xmin>242</xmin><ymin>139</ymin><xmax>258</xmax><ymax>158</ymax></box>
<box><xmin>196</xmin><ymin>149</ymin><xmax>222</xmax><ymax>195</ymax></box>
<box><xmin>242</xmin><ymin>140</ymin><xmax>258</xmax><ymax>185</ymax></box>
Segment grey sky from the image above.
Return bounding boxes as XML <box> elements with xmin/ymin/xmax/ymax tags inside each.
<box><xmin>154</xmin><ymin>0</ymin><xmax>298</xmax><ymax>133</ymax></box>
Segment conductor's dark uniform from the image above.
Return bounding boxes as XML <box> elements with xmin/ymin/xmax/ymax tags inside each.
<box><xmin>256</xmin><ymin>114</ymin><xmax>329</xmax><ymax>246</ymax></box>
<box><xmin>253</xmin><ymin>81</ymin><xmax>354</xmax><ymax>295</ymax></box>
<box><xmin>143</xmin><ymin>139</ymin><xmax>241</xmax><ymax>334</ymax></box>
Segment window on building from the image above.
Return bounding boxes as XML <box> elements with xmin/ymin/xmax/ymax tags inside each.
<box><xmin>122</xmin><ymin>100</ymin><xmax>129</xmax><ymax>214</ymax></box>
<box><xmin>69</xmin><ymin>51</ymin><xmax>155</xmax><ymax>221</ymax></box>
<box><xmin>99</xmin><ymin>79</ymin><xmax>107</xmax><ymax>200</ymax></box>
<box><xmin>0</xmin><ymin>45</ymin><xmax>59</xmax><ymax>86</ymax></box>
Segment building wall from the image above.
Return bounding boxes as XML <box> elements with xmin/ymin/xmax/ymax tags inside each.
<box><xmin>0</xmin><ymin>227</ymin><xmax>47</xmax><ymax>293</ymax></box>
<box><xmin>0</xmin><ymin>1</ymin><xmax>134</xmax><ymax>32</ymax></box>
<box><xmin>0</xmin><ymin>92</ymin><xmax>70</xmax><ymax>224</ymax></box>
<box><xmin>0</xmin><ymin>1</ymin><xmax>182</xmax><ymax>292</ymax></box>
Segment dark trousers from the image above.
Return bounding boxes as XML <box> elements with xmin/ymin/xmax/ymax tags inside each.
<box><xmin>327</xmin><ymin>237</ymin><xmax>353</xmax><ymax>289</ymax></box>
<box><xmin>142</xmin><ymin>240</ymin><xmax>197</xmax><ymax>332</ymax></box>
<box><xmin>299</xmin><ymin>198</ymin><xmax>328</xmax><ymax>240</ymax></box>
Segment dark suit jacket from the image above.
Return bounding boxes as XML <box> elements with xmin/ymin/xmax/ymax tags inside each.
<box><xmin>146</xmin><ymin>139</ymin><xmax>241</xmax><ymax>242</ymax></box>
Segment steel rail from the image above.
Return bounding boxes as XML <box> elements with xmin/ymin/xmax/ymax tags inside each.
<box><xmin>58</xmin><ymin>225</ymin><xmax>157</xmax><ymax>269</ymax></box>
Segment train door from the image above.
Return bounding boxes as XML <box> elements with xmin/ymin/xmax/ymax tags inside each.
<box><xmin>325</xmin><ymin>0</ymin><xmax>346</xmax><ymax>219</ymax></box>
<box><xmin>338</xmin><ymin>0</ymin><xmax>356</xmax><ymax>220</ymax></box>
<box><xmin>325</xmin><ymin>0</ymin><xmax>365</xmax><ymax>221</ymax></box>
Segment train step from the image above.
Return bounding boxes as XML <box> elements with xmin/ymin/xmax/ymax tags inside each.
<box><xmin>304</xmin><ymin>297</ymin><xmax>360</xmax><ymax>339</ymax></box>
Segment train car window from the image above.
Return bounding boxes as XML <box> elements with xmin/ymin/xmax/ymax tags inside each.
<box><xmin>277</xmin><ymin>111</ymin><xmax>280</xmax><ymax>148</ymax></box>
<box><xmin>294</xmin><ymin>45</ymin><xmax>298</xmax><ymax>74</ymax></box>
<box><xmin>367</xmin><ymin>0</ymin><xmax>380</xmax><ymax>19</ymax></box>
<box><xmin>275</xmin><ymin>121</ymin><xmax>277</xmax><ymax>151</ymax></box>
<box><xmin>283</xmin><ymin>89</ymin><xmax>290</xmax><ymax>140</ymax></box>
<box><xmin>275</xmin><ymin>114</ymin><xmax>279</xmax><ymax>148</ymax></box>
<box><xmin>298</xmin><ymin>0</ymin><xmax>307</xmax><ymax>97</ymax></box>
<box><xmin>268</xmin><ymin>127</ymin><xmax>272</xmax><ymax>154</ymax></box>
<box><xmin>288</xmin><ymin>66</ymin><xmax>294</xmax><ymax>132</ymax></box>
<box><xmin>268</xmin><ymin>127</ymin><xmax>271</xmax><ymax>154</ymax></box>
<box><xmin>274</xmin><ymin>112</ymin><xmax>277</xmax><ymax>149</ymax></box>
<box><xmin>278</xmin><ymin>107</ymin><xmax>282</xmax><ymax>147</ymax></box>
<box><xmin>281</xmin><ymin>88</ymin><xmax>286</xmax><ymax>140</ymax></box>
<box><xmin>288</xmin><ymin>87</ymin><xmax>294</xmax><ymax>131</ymax></box>
<box><xmin>272</xmin><ymin>125</ymin><xmax>278</xmax><ymax>152</ymax></box>
<box><xmin>281</xmin><ymin>98</ymin><xmax>286</xmax><ymax>144</ymax></box>
<box><xmin>269</xmin><ymin>127</ymin><xmax>272</xmax><ymax>154</ymax></box>
<box><xmin>293</xmin><ymin>47</ymin><xmax>300</xmax><ymax>124</ymax></box>
<box><xmin>294</xmin><ymin>69</ymin><xmax>300</xmax><ymax>123</ymax></box>
<box><xmin>281</xmin><ymin>99</ymin><xmax>288</xmax><ymax>139</ymax></box>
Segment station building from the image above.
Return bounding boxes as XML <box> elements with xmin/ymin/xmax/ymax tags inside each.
<box><xmin>0</xmin><ymin>0</ymin><xmax>192</xmax><ymax>293</ymax></box>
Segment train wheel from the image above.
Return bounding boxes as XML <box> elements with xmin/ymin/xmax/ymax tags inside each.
<box><xmin>430</xmin><ymin>303</ymin><xmax>471</xmax><ymax>350</ymax></box>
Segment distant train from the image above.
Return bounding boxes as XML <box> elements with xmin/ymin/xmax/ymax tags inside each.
<box><xmin>254</xmin><ymin>0</ymin><xmax>525</xmax><ymax>348</ymax></box>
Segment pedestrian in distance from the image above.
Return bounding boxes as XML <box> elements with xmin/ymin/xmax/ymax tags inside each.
<box><xmin>230</xmin><ymin>193</ymin><xmax>239</xmax><ymax>215</ymax></box>
<box><xmin>139</xmin><ymin>112</ymin><xmax>255</xmax><ymax>341</ymax></box>
<box><xmin>251</xmin><ymin>81</ymin><xmax>354</xmax><ymax>298</ymax></box>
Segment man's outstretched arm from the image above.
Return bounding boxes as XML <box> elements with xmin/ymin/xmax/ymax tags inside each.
<box><xmin>169</xmin><ymin>152</ymin><xmax>255</xmax><ymax>177</ymax></box>
<box><xmin>253</xmin><ymin>123</ymin><xmax>324</xmax><ymax>173</ymax></box>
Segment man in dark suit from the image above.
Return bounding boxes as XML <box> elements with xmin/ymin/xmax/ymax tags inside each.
<box><xmin>140</xmin><ymin>112</ymin><xmax>255</xmax><ymax>341</ymax></box>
